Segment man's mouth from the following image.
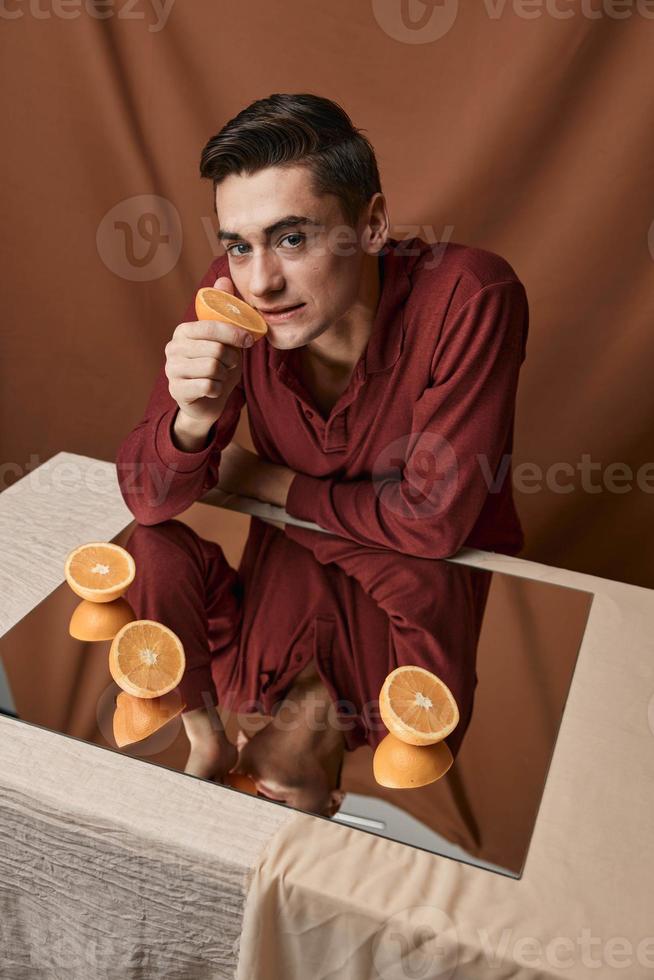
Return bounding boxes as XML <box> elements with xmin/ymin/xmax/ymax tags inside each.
<box><xmin>258</xmin><ymin>303</ymin><xmax>305</xmax><ymax>322</ymax></box>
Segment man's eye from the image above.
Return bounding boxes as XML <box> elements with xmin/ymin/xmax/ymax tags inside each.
<box><xmin>226</xmin><ymin>243</ymin><xmax>250</xmax><ymax>257</ymax></box>
<box><xmin>281</xmin><ymin>233</ymin><xmax>305</xmax><ymax>248</ymax></box>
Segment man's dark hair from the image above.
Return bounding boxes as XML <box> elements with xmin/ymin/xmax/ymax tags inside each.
<box><xmin>199</xmin><ymin>93</ymin><xmax>382</xmax><ymax>227</ymax></box>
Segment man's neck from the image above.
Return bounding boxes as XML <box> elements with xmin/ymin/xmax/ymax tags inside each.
<box><xmin>278</xmin><ymin>674</ymin><xmax>345</xmax><ymax>764</ymax></box>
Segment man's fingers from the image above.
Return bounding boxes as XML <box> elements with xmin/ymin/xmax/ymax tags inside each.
<box><xmin>214</xmin><ymin>275</ymin><xmax>235</xmax><ymax>293</ymax></box>
<box><xmin>176</xmin><ymin>356</ymin><xmax>235</xmax><ymax>381</ymax></box>
<box><xmin>187</xmin><ymin>319</ymin><xmax>254</xmax><ymax>348</ymax></box>
<box><xmin>168</xmin><ymin>336</ymin><xmax>238</xmax><ymax>359</ymax></box>
<box><xmin>176</xmin><ymin>340</ymin><xmax>240</xmax><ymax>370</ymax></box>
<box><xmin>176</xmin><ymin>377</ymin><xmax>223</xmax><ymax>400</ymax></box>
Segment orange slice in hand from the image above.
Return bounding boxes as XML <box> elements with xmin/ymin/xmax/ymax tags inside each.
<box><xmin>113</xmin><ymin>690</ymin><xmax>185</xmax><ymax>748</ymax></box>
<box><xmin>373</xmin><ymin>733</ymin><xmax>453</xmax><ymax>789</ymax></box>
<box><xmin>65</xmin><ymin>542</ymin><xmax>136</xmax><ymax>603</ymax></box>
<box><xmin>379</xmin><ymin>665</ymin><xmax>459</xmax><ymax>746</ymax></box>
<box><xmin>109</xmin><ymin>620</ymin><xmax>185</xmax><ymax>699</ymax></box>
<box><xmin>195</xmin><ymin>287</ymin><xmax>268</xmax><ymax>339</ymax></box>
<box><xmin>224</xmin><ymin>772</ymin><xmax>257</xmax><ymax>795</ymax></box>
<box><xmin>69</xmin><ymin>596</ymin><xmax>135</xmax><ymax>642</ymax></box>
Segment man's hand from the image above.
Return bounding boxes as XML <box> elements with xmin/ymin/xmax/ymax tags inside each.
<box><xmin>165</xmin><ymin>276</ymin><xmax>253</xmax><ymax>433</ymax></box>
<box><xmin>182</xmin><ymin>703</ymin><xmax>238</xmax><ymax>783</ymax></box>
<box><xmin>217</xmin><ymin>441</ymin><xmax>296</xmax><ymax>509</ymax></box>
<box><xmin>185</xmin><ymin>737</ymin><xmax>238</xmax><ymax>783</ymax></box>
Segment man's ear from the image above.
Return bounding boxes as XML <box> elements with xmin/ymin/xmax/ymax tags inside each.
<box><xmin>361</xmin><ymin>192</ymin><xmax>390</xmax><ymax>255</ymax></box>
<box><xmin>326</xmin><ymin>790</ymin><xmax>346</xmax><ymax>818</ymax></box>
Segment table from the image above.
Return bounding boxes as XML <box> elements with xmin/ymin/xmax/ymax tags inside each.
<box><xmin>1</xmin><ymin>452</ymin><xmax>652</xmax><ymax>979</ymax></box>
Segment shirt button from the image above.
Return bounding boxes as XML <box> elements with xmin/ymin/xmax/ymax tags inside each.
<box><xmin>295</xmin><ymin>653</ymin><xmax>303</xmax><ymax>662</ymax></box>
<box><xmin>304</xmin><ymin>409</ymin><xmax>313</xmax><ymax>419</ymax></box>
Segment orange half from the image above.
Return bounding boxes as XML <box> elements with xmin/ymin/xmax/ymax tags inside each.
<box><xmin>195</xmin><ymin>287</ymin><xmax>268</xmax><ymax>339</ymax></box>
<box><xmin>113</xmin><ymin>690</ymin><xmax>185</xmax><ymax>747</ymax></box>
<box><xmin>373</xmin><ymin>733</ymin><xmax>453</xmax><ymax>789</ymax></box>
<box><xmin>64</xmin><ymin>542</ymin><xmax>136</xmax><ymax>603</ymax></box>
<box><xmin>109</xmin><ymin>619</ymin><xmax>185</xmax><ymax>699</ymax></box>
<box><xmin>379</xmin><ymin>665</ymin><xmax>459</xmax><ymax>746</ymax></box>
<box><xmin>69</xmin><ymin>596</ymin><xmax>135</xmax><ymax>641</ymax></box>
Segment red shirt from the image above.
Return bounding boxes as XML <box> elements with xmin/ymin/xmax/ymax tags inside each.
<box><xmin>116</xmin><ymin>236</ymin><xmax>529</xmax><ymax>559</ymax></box>
<box><xmin>215</xmin><ymin>519</ymin><xmax>492</xmax><ymax>758</ymax></box>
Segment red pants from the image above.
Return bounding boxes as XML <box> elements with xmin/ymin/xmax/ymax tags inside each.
<box><xmin>121</xmin><ymin>518</ymin><xmax>490</xmax><ymax>758</ymax></box>
<box><xmin>123</xmin><ymin>520</ymin><xmax>242</xmax><ymax>712</ymax></box>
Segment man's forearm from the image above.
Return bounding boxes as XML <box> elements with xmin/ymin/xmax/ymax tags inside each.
<box><xmin>182</xmin><ymin>703</ymin><xmax>227</xmax><ymax>741</ymax></box>
<box><xmin>217</xmin><ymin>442</ymin><xmax>296</xmax><ymax>508</ymax></box>
<box><xmin>232</xmin><ymin>457</ymin><xmax>295</xmax><ymax>508</ymax></box>
<box><xmin>258</xmin><ymin>461</ymin><xmax>296</xmax><ymax>509</ymax></box>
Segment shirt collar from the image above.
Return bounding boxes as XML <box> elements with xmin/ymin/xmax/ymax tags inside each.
<box><xmin>266</xmin><ymin>237</ymin><xmax>416</xmax><ymax>378</ymax></box>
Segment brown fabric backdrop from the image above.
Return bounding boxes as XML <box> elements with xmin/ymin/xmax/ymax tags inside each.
<box><xmin>2</xmin><ymin>2</ymin><xmax>653</xmax><ymax>587</ymax></box>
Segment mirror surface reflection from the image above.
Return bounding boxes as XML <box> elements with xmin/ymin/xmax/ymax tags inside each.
<box><xmin>0</xmin><ymin>516</ymin><xmax>593</xmax><ymax>877</ymax></box>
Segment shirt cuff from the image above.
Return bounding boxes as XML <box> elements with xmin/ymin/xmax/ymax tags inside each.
<box><xmin>178</xmin><ymin>665</ymin><xmax>219</xmax><ymax>714</ymax></box>
<box><xmin>285</xmin><ymin>471</ymin><xmax>327</xmax><ymax>525</ymax></box>
<box><xmin>154</xmin><ymin>407</ymin><xmax>216</xmax><ymax>473</ymax></box>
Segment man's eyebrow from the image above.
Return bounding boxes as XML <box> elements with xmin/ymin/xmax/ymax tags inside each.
<box><xmin>217</xmin><ymin>215</ymin><xmax>323</xmax><ymax>242</ymax></box>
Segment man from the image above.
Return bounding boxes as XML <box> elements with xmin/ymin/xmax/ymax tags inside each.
<box><xmin>227</xmin><ymin>520</ymin><xmax>491</xmax><ymax>818</ymax></box>
<box><xmin>123</xmin><ymin>515</ymin><xmax>490</xmax><ymax>816</ymax></box>
<box><xmin>116</xmin><ymin>92</ymin><xmax>528</xmax><ymax>766</ymax></box>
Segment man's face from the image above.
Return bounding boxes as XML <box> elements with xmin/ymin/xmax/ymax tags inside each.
<box><xmin>215</xmin><ymin>164</ymin><xmax>373</xmax><ymax>349</ymax></box>
<box><xmin>234</xmin><ymin>722</ymin><xmax>345</xmax><ymax>817</ymax></box>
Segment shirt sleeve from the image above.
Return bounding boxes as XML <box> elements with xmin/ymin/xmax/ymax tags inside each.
<box><xmin>115</xmin><ymin>260</ymin><xmax>246</xmax><ymax>525</ymax></box>
<box><xmin>283</xmin><ymin>524</ymin><xmax>489</xmax><ymax>642</ymax></box>
<box><xmin>284</xmin><ymin>279</ymin><xmax>528</xmax><ymax>559</ymax></box>
<box><xmin>283</xmin><ymin>523</ymin><xmax>492</xmax><ymax>757</ymax></box>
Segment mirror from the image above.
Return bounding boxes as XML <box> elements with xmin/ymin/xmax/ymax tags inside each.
<box><xmin>0</xmin><ymin>513</ymin><xmax>592</xmax><ymax>877</ymax></box>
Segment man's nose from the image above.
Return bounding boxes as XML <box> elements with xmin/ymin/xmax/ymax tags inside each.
<box><xmin>248</xmin><ymin>250</ymin><xmax>285</xmax><ymax>298</ymax></box>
